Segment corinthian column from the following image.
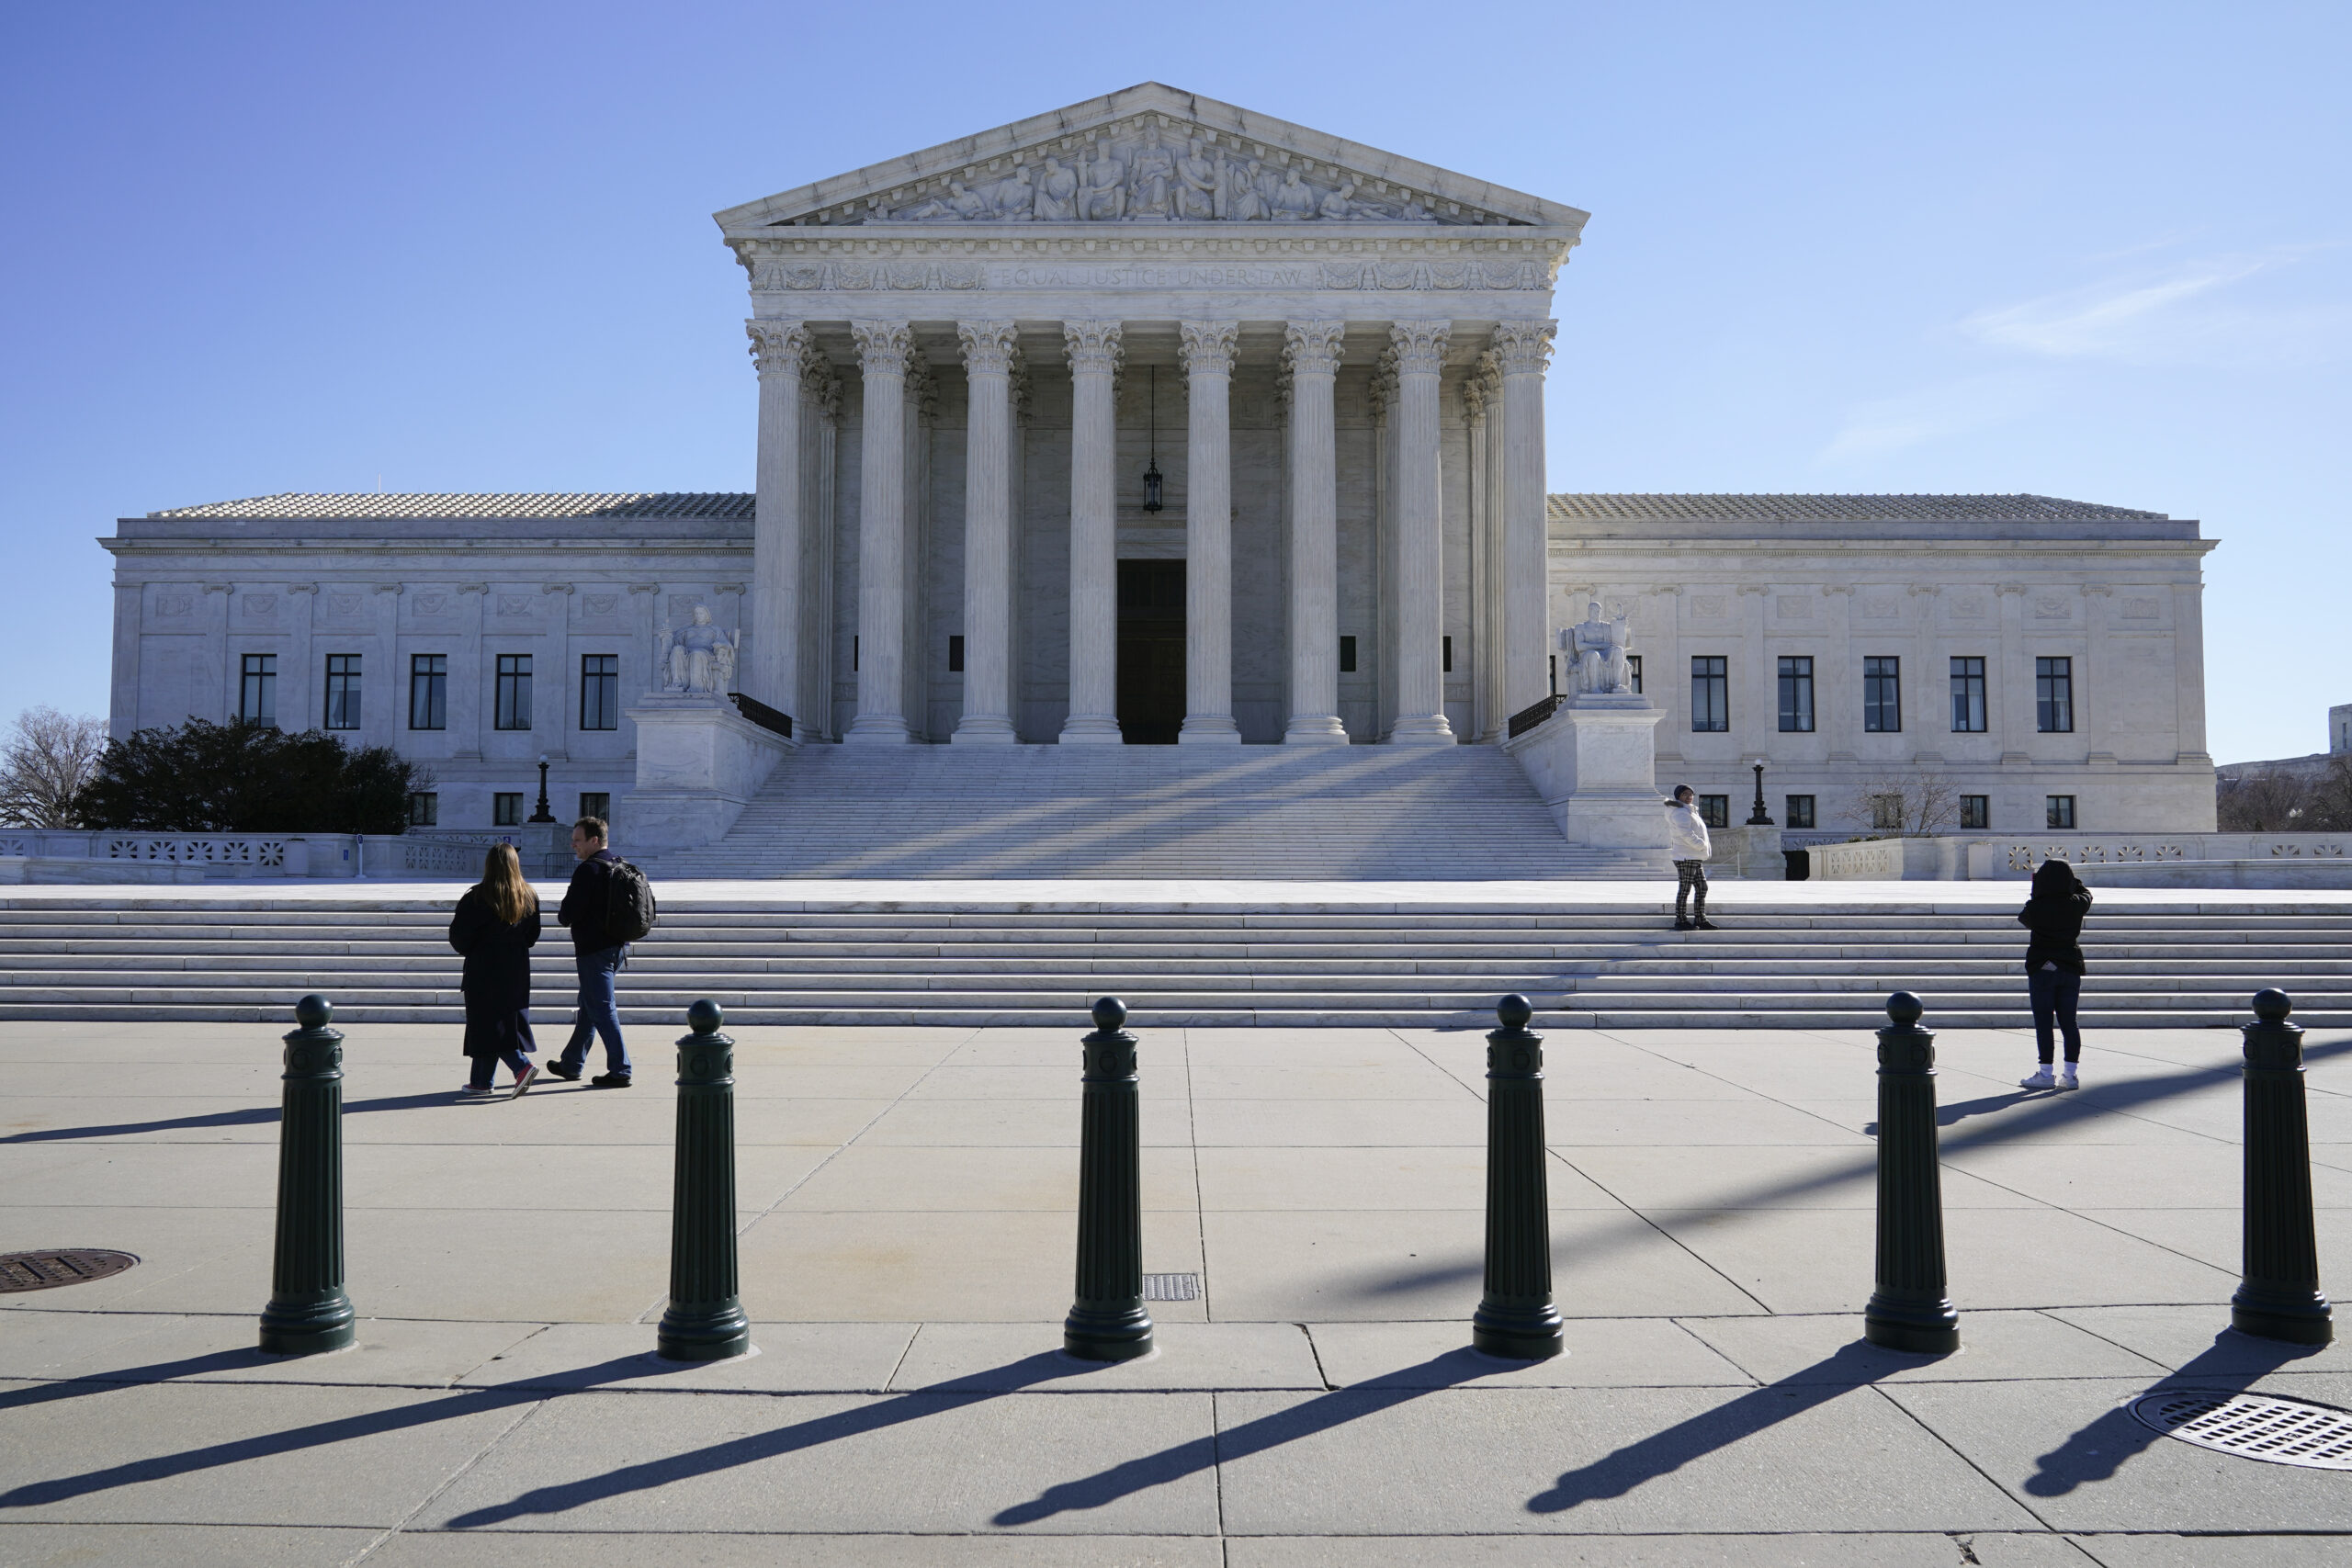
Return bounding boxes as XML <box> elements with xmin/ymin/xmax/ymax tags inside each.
<box><xmin>954</xmin><ymin>321</ymin><xmax>1019</xmax><ymax>743</ymax></box>
<box><xmin>1179</xmin><ymin>321</ymin><xmax>1241</xmax><ymax>744</ymax></box>
<box><xmin>1387</xmin><ymin>320</ymin><xmax>1454</xmax><ymax>744</ymax></box>
<box><xmin>1494</xmin><ymin>320</ymin><xmax>1558</xmax><ymax>717</ymax></box>
<box><xmin>846</xmin><ymin>321</ymin><xmax>913</xmax><ymax>744</ymax></box>
<box><xmin>1283</xmin><ymin>321</ymin><xmax>1348</xmax><ymax>743</ymax></box>
<box><xmin>746</xmin><ymin>320</ymin><xmax>808</xmax><ymax>718</ymax></box>
<box><xmin>1061</xmin><ymin>321</ymin><xmax>1124</xmax><ymax>743</ymax></box>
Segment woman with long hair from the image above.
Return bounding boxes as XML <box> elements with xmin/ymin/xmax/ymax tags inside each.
<box><xmin>2018</xmin><ymin>856</ymin><xmax>2094</xmax><ymax>1089</ymax></box>
<box><xmin>448</xmin><ymin>842</ymin><xmax>543</xmax><ymax>1100</ymax></box>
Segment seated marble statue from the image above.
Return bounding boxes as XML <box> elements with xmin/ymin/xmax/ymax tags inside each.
<box><xmin>1034</xmin><ymin>157</ymin><xmax>1079</xmax><ymax>221</ymax></box>
<box><xmin>1317</xmin><ymin>181</ymin><xmax>1358</xmax><ymax>220</ymax></box>
<box><xmin>660</xmin><ymin>604</ymin><xmax>741</xmax><ymax>696</ymax></box>
<box><xmin>1270</xmin><ymin>168</ymin><xmax>1317</xmax><ymax>220</ymax></box>
<box><xmin>1225</xmin><ymin>158</ymin><xmax>1268</xmax><ymax>220</ymax></box>
<box><xmin>1175</xmin><ymin>138</ymin><xmax>1218</xmax><ymax>220</ymax></box>
<box><xmin>1568</xmin><ymin>599</ymin><xmax>1634</xmax><ymax>696</ymax></box>
<box><xmin>1079</xmin><ymin>139</ymin><xmax>1126</xmax><ymax>220</ymax></box>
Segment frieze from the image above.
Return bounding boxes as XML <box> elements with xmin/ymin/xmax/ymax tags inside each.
<box><xmin>745</xmin><ymin>255</ymin><xmax>1555</xmax><ymax>293</ymax></box>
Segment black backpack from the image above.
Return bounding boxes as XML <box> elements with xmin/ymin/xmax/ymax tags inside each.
<box><xmin>604</xmin><ymin>858</ymin><xmax>658</xmax><ymax>943</ymax></box>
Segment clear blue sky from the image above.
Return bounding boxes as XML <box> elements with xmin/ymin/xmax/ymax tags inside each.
<box><xmin>5</xmin><ymin>1</ymin><xmax>2345</xmax><ymax>764</ymax></box>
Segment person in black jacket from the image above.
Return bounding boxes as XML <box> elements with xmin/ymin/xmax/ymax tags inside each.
<box><xmin>448</xmin><ymin>843</ymin><xmax>542</xmax><ymax>1100</ymax></box>
<box><xmin>545</xmin><ymin>816</ymin><xmax>633</xmax><ymax>1088</ymax></box>
<box><xmin>2018</xmin><ymin>856</ymin><xmax>2093</xmax><ymax>1089</ymax></box>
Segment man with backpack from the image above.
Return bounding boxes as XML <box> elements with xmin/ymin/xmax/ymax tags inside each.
<box><xmin>545</xmin><ymin>815</ymin><xmax>656</xmax><ymax>1088</ymax></box>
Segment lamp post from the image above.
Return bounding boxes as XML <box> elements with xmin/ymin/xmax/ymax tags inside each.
<box><xmin>528</xmin><ymin>753</ymin><xmax>556</xmax><ymax>823</ymax></box>
<box><xmin>1746</xmin><ymin>759</ymin><xmax>1773</xmax><ymax>826</ymax></box>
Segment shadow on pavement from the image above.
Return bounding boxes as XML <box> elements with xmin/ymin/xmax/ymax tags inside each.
<box><xmin>1</xmin><ymin>1091</ymin><xmax>490</xmax><ymax>1145</ymax></box>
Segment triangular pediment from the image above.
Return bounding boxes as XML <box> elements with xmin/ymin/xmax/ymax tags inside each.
<box><xmin>714</xmin><ymin>83</ymin><xmax>1587</xmax><ymax>233</ymax></box>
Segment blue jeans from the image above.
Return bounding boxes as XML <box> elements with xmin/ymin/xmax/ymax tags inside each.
<box><xmin>2030</xmin><ymin>968</ymin><xmax>2082</xmax><ymax>1064</ymax></box>
<box><xmin>468</xmin><ymin>1046</ymin><xmax>531</xmax><ymax>1089</ymax></box>
<box><xmin>560</xmin><ymin>946</ymin><xmax>630</xmax><ymax>1075</ymax></box>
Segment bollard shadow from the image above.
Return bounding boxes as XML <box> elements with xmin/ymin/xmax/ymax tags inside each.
<box><xmin>989</xmin><ymin>1351</ymin><xmax>1495</xmax><ymax>1526</ymax></box>
<box><xmin>0</xmin><ymin>1091</ymin><xmax>459</xmax><ymax>1145</ymax></box>
<box><xmin>1525</xmin><ymin>1340</ymin><xmax>1899</xmax><ymax>1513</ymax></box>
<box><xmin>2021</xmin><ymin>1328</ymin><xmax>2330</xmax><ymax>1496</ymax></box>
<box><xmin>1862</xmin><ymin>1089</ymin><xmax>2037</xmax><ymax>1137</ymax></box>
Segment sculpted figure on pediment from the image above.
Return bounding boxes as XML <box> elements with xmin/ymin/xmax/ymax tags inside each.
<box><xmin>1317</xmin><ymin>180</ymin><xmax>1359</xmax><ymax>221</ymax></box>
<box><xmin>989</xmin><ymin>165</ymin><xmax>1035</xmax><ymax>220</ymax></box>
<box><xmin>1079</xmin><ymin>135</ymin><xmax>1126</xmax><ymax>220</ymax></box>
<box><xmin>1126</xmin><ymin>125</ymin><xmax>1177</xmax><ymax>219</ymax></box>
<box><xmin>1034</xmin><ymin>156</ymin><xmax>1079</xmax><ymax>220</ymax></box>
<box><xmin>1224</xmin><ymin>157</ymin><xmax>1267</xmax><ymax>220</ymax></box>
<box><xmin>1175</xmin><ymin>137</ymin><xmax>1219</xmax><ymax>220</ymax></box>
<box><xmin>1270</xmin><ymin>166</ymin><xmax>1317</xmax><ymax>220</ymax></box>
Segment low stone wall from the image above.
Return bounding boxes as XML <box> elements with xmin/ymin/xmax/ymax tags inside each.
<box><xmin>0</xmin><ymin>824</ymin><xmax>570</xmax><ymax>882</ymax></box>
<box><xmin>1708</xmin><ymin>825</ymin><xmax>1786</xmax><ymax>880</ymax></box>
<box><xmin>1810</xmin><ymin>831</ymin><xmax>2352</xmax><ymax>885</ymax></box>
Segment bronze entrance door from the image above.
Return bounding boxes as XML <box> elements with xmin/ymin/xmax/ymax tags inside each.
<box><xmin>1116</xmin><ymin>558</ymin><xmax>1185</xmax><ymax>744</ymax></box>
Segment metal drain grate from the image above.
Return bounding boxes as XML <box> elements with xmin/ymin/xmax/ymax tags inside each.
<box><xmin>1142</xmin><ymin>1272</ymin><xmax>1200</xmax><ymax>1302</ymax></box>
<box><xmin>2129</xmin><ymin>1389</ymin><xmax>2352</xmax><ymax>1470</ymax></box>
<box><xmin>0</xmin><ymin>1249</ymin><xmax>141</xmax><ymax>1294</ymax></box>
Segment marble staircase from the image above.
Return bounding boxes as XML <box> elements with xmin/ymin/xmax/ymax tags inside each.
<box><xmin>3</xmin><ymin>897</ymin><xmax>2346</xmax><ymax>1029</ymax></box>
<box><xmin>646</xmin><ymin>742</ymin><xmax>1657</xmax><ymax>881</ymax></box>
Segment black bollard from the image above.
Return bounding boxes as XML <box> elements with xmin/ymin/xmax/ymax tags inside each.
<box><xmin>1473</xmin><ymin>994</ymin><xmax>1565</xmax><ymax>1359</ymax></box>
<box><xmin>658</xmin><ymin>1000</ymin><xmax>752</xmax><ymax>1361</ymax></box>
<box><xmin>258</xmin><ymin>995</ymin><xmax>356</xmax><ymax>1356</ymax></box>
<box><xmin>1863</xmin><ymin>991</ymin><xmax>1959</xmax><ymax>1354</ymax></box>
<box><xmin>2232</xmin><ymin>989</ymin><xmax>2334</xmax><ymax>1345</ymax></box>
<box><xmin>1065</xmin><ymin>997</ymin><xmax>1153</xmax><ymax>1361</ymax></box>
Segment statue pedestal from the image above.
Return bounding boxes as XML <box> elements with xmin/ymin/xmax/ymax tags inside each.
<box><xmin>617</xmin><ymin>694</ymin><xmax>797</xmax><ymax>855</ymax></box>
<box><xmin>1502</xmin><ymin>692</ymin><xmax>1670</xmax><ymax>865</ymax></box>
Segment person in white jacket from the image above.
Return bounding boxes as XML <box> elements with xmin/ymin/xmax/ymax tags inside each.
<box><xmin>1664</xmin><ymin>785</ymin><xmax>1716</xmax><ymax>931</ymax></box>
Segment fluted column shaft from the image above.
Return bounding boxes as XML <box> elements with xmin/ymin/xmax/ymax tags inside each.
<box><xmin>1388</xmin><ymin>321</ymin><xmax>1453</xmax><ymax>744</ymax></box>
<box><xmin>1495</xmin><ymin>321</ymin><xmax>1557</xmax><ymax>717</ymax></box>
<box><xmin>747</xmin><ymin>321</ymin><xmax>808</xmax><ymax>717</ymax></box>
<box><xmin>2234</xmin><ymin>993</ymin><xmax>2333</xmax><ymax>1344</ymax></box>
<box><xmin>1061</xmin><ymin>321</ymin><xmax>1123</xmax><ymax>742</ymax></box>
<box><xmin>1284</xmin><ymin>322</ymin><xmax>1348</xmax><ymax>743</ymax></box>
<box><xmin>259</xmin><ymin>1001</ymin><xmax>354</xmax><ymax>1356</ymax></box>
<box><xmin>846</xmin><ymin>322</ymin><xmax>913</xmax><ymax>743</ymax></box>
<box><xmin>954</xmin><ymin>322</ymin><xmax>1019</xmax><ymax>743</ymax></box>
<box><xmin>1180</xmin><ymin>321</ymin><xmax>1241</xmax><ymax>744</ymax></box>
<box><xmin>1864</xmin><ymin>1001</ymin><xmax>1960</xmax><ymax>1354</ymax></box>
<box><xmin>658</xmin><ymin>1009</ymin><xmax>750</xmax><ymax>1361</ymax></box>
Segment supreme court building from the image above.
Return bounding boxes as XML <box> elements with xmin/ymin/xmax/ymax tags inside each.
<box><xmin>103</xmin><ymin>84</ymin><xmax>2219</xmax><ymax>849</ymax></box>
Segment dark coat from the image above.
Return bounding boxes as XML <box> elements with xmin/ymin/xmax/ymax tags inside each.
<box><xmin>2018</xmin><ymin>867</ymin><xmax>2094</xmax><ymax>976</ymax></box>
<box><xmin>449</xmin><ymin>886</ymin><xmax>541</xmax><ymax>1057</ymax></box>
<box><xmin>558</xmin><ymin>849</ymin><xmax>622</xmax><ymax>952</ymax></box>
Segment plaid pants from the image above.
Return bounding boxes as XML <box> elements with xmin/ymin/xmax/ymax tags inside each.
<box><xmin>1674</xmin><ymin>860</ymin><xmax>1709</xmax><ymax>917</ymax></box>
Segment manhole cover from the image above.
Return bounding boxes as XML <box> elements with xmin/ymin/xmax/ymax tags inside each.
<box><xmin>1143</xmin><ymin>1273</ymin><xmax>1199</xmax><ymax>1302</ymax></box>
<box><xmin>0</xmin><ymin>1250</ymin><xmax>140</xmax><ymax>1294</ymax></box>
<box><xmin>2129</xmin><ymin>1389</ymin><xmax>2352</xmax><ymax>1470</ymax></box>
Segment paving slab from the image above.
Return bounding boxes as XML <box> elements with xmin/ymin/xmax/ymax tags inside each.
<box><xmin>367</xmin><ymin>1529</ymin><xmax>1222</xmax><ymax>1566</ymax></box>
<box><xmin>1550</xmin><ymin>1098</ymin><xmax>1866</xmax><ymax>1146</ymax></box>
<box><xmin>1197</xmin><ymin>1144</ymin><xmax>1620</xmax><ymax>1210</ymax></box>
<box><xmin>456</xmin><ymin>1322</ymin><xmax>918</xmax><ymax>1393</ymax></box>
<box><xmin>1306</xmin><ymin>1318</ymin><xmax>1755</xmax><ymax>1389</ymax></box>
<box><xmin>0</xmin><ymin>1313</ymin><xmax>541</xmax><ymax>1389</ymax></box>
<box><xmin>2042</xmin><ymin>1304</ymin><xmax>2352</xmax><ymax>1378</ymax></box>
<box><xmin>1188</xmin><ymin>1097</ymin><xmax>1487</xmax><ymax>1146</ymax></box>
<box><xmin>1559</xmin><ymin>1143</ymin><xmax>2038</xmax><ymax>1209</ymax></box>
<box><xmin>0</xmin><ymin>1522</ymin><xmax>380</xmax><ymax>1568</ymax></box>
<box><xmin>889</xmin><ymin>1322</ymin><xmax>1324</xmax><ymax>1391</ymax></box>
<box><xmin>1223</xmin><ymin>1534</ymin><xmax>2088</xmax><ymax>1567</ymax></box>
<box><xmin>414</xmin><ymin>1390</ymin><xmax>1223</xmax><ymax>1535</ymax></box>
<box><xmin>1677</xmin><ymin>1309</ymin><xmax>2169</xmax><ymax>1383</ymax></box>
<box><xmin>776</xmin><ymin>1142</ymin><xmax>1198</xmax><ymax>1212</ymax></box>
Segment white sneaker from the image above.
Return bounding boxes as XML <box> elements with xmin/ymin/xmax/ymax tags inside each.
<box><xmin>2019</xmin><ymin>1067</ymin><xmax>2058</xmax><ymax>1089</ymax></box>
<box><xmin>2058</xmin><ymin>1066</ymin><xmax>2079</xmax><ymax>1090</ymax></box>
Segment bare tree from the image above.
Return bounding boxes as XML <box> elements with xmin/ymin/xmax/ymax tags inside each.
<box><xmin>0</xmin><ymin>707</ymin><xmax>110</xmax><ymax>828</ymax></box>
<box><xmin>1838</xmin><ymin>765</ymin><xmax>1961</xmax><ymax>838</ymax></box>
<box><xmin>2219</xmin><ymin>768</ymin><xmax>2319</xmax><ymax>832</ymax></box>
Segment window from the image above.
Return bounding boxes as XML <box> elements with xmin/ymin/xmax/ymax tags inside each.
<box><xmin>1626</xmin><ymin>654</ymin><xmax>1642</xmax><ymax>695</ymax></box>
<box><xmin>239</xmin><ymin>654</ymin><xmax>277</xmax><ymax>727</ymax></box>
<box><xmin>1951</xmin><ymin>657</ymin><xmax>1986</xmax><ymax>733</ymax></box>
<box><xmin>1777</xmin><ymin>656</ymin><xmax>1815</xmax><ymax>733</ymax></box>
<box><xmin>1698</xmin><ymin>795</ymin><xmax>1730</xmax><ymax>829</ymax></box>
<box><xmin>1442</xmin><ymin>635</ymin><xmax>1453</xmax><ymax>673</ymax></box>
<box><xmin>1340</xmin><ymin>636</ymin><xmax>1358</xmax><ymax>674</ymax></box>
<box><xmin>580</xmin><ymin>654</ymin><xmax>619</xmax><ymax>730</ymax></box>
<box><xmin>2046</xmin><ymin>795</ymin><xmax>2076</xmax><ymax>829</ymax></box>
<box><xmin>1961</xmin><ymin>795</ymin><xmax>1990</xmax><ymax>830</ymax></box>
<box><xmin>1785</xmin><ymin>795</ymin><xmax>1815</xmax><ymax>829</ymax></box>
<box><xmin>1871</xmin><ymin>793</ymin><xmax>1905</xmax><ymax>831</ymax></box>
<box><xmin>1690</xmin><ymin>656</ymin><xmax>1728</xmax><ymax>732</ymax></box>
<box><xmin>323</xmin><ymin>654</ymin><xmax>361</xmax><ymax>730</ymax></box>
<box><xmin>1548</xmin><ymin>655</ymin><xmax>1557</xmax><ymax>695</ymax></box>
<box><xmin>406</xmin><ymin>791</ymin><xmax>438</xmax><ymax>827</ymax></box>
<box><xmin>2036</xmin><ymin>657</ymin><xmax>2074</xmax><ymax>733</ymax></box>
<box><xmin>409</xmin><ymin>655</ymin><xmax>447</xmax><ymax>730</ymax></box>
<box><xmin>493</xmin><ymin>793</ymin><xmax>525</xmax><ymax>827</ymax></box>
<box><xmin>947</xmin><ymin>635</ymin><xmax>965</xmax><ymax>673</ymax></box>
<box><xmin>1863</xmin><ymin>656</ymin><xmax>1902</xmax><ymax>733</ymax></box>
<box><xmin>852</xmin><ymin>635</ymin><xmax>859</xmax><ymax>671</ymax></box>
<box><xmin>578</xmin><ymin>792</ymin><xmax>610</xmax><ymax>821</ymax></box>
<box><xmin>494</xmin><ymin>654</ymin><xmax>533</xmax><ymax>731</ymax></box>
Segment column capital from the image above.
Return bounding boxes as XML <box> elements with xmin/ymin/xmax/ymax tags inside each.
<box><xmin>956</xmin><ymin>321</ymin><xmax>1021</xmax><ymax>376</ymax></box>
<box><xmin>1492</xmin><ymin>319</ymin><xmax>1558</xmax><ymax>376</ymax></box>
<box><xmin>1388</xmin><ymin>319</ymin><xmax>1452</xmax><ymax>375</ymax></box>
<box><xmin>1063</xmin><ymin>320</ymin><xmax>1124</xmax><ymax>375</ymax></box>
<box><xmin>1179</xmin><ymin>320</ymin><xmax>1239</xmax><ymax>377</ymax></box>
<box><xmin>850</xmin><ymin>321</ymin><xmax>915</xmax><ymax>376</ymax></box>
<box><xmin>746</xmin><ymin>320</ymin><xmax>811</xmax><ymax>378</ymax></box>
<box><xmin>1282</xmin><ymin>321</ymin><xmax>1347</xmax><ymax>378</ymax></box>
<box><xmin>801</xmin><ymin>351</ymin><xmax>842</xmax><ymax>419</ymax></box>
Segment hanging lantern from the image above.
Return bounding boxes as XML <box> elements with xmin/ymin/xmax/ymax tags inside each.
<box><xmin>1141</xmin><ymin>365</ymin><xmax>1163</xmax><ymax>513</ymax></box>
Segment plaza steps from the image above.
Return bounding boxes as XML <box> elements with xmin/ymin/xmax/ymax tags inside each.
<box><xmin>648</xmin><ymin>742</ymin><xmax>1660</xmax><ymax>881</ymax></box>
<box><xmin>1</xmin><ymin>898</ymin><xmax>2349</xmax><ymax>1029</ymax></box>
